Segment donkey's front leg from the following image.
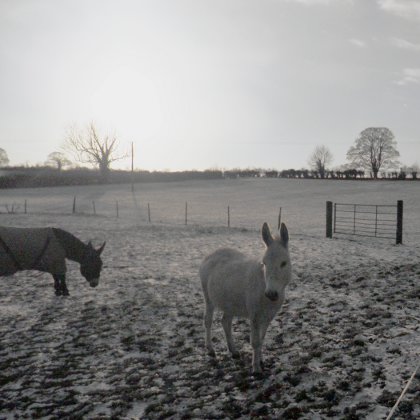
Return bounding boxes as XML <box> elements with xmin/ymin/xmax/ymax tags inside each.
<box><xmin>222</xmin><ymin>314</ymin><xmax>240</xmax><ymax>359</ymax></box>
<box><xmin>257</xmin><ymin>318</ymin><xmax>272</xmax><ymax>368</ymax></box>
<box><xmin>53</xmin><ymin>274</ymin><xmax>69</xmax><ymax>296</ymax></box>
<box><xmin>61</xmin><ymin>276</ymin><xmax>69</xmax><ymax>296</ymax></box>
<box><xmin>250</xmin><ymin>318</ymin><xmax>263</xmax><ymax>373</ymax></box>
<box><xmin>53</xmin><ymin>275</ymin><xmax>62</xmax><ymax>296</ymax></box>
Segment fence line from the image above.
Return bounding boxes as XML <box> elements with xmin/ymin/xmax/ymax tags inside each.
<box><xmin>0</xmin><ymin>198</ymin><xmax>254</xmax><ymax>230</ymax></box>
<box><xmin>2</xmin><ymin>197</ymin><xmax>412</xmax><ymax>243</ymax></box>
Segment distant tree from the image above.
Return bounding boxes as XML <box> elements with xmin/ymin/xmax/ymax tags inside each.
<box><xmin>343</xmin><ymin>169</ymin><xmax>358</xmax><ymax>179</ymax></box>
<box><xmin>265</xmin><ymin>170</ymin><xmax>278</xmax><ymax>178</ymax></box>
<box><xmin>400</xmin><ymin>163</ymin><xmax>419</xmax><ymax>180</ymax></box>
<box><xmin>65</xmin><ymin>122</ymin><xmax>126</xmax><ymax>181</ymax></box>
<box><xmin>308</xmin><ymin>145</ymin><xmax>333</xmax><ymax>179</ymax></box>
<box><xmin>46</xmin><ymin>152</ymin><xmax>72</xmax><ymax>171</ymax></box>
<box><xmin>0</xmin><ymin>148</ymin><xmax>9</xmax><ymax>166</ymax></box>
<box><xmin>411</xmin><ymin>163</ymin><xmax>419</xmax><ymax>180</ymax></box>
<box><xmin>346</xmin><ymin>127</ymin><xmax>400</xmax><ymax>179</ymax></box>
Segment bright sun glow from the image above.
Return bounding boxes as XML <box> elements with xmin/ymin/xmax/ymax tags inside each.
<box><xmin>89</xmin><ymin>66</ymin><xmax>164</xmax><ymax>142</ymax></box>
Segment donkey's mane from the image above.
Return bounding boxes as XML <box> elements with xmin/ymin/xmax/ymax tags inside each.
<box><xmin>52</xmin><ymin>228</ymin><xmax>87</xmax><ymax>263</ymax></box>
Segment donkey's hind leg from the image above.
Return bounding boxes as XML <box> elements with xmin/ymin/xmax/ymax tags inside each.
<box><xmin>204</xmin><ymin>301</ymin><xmax>215</xmax><ymax>357</ymax></box>
<box><xmin>201</xmin><ymin>275</ymin><xmax>216</xmax><ymax>357</ymax></box>
<box><xmin>222</xmin><ymin>314</ymin><xmax>240</xmax><ymax>359</ymax></box>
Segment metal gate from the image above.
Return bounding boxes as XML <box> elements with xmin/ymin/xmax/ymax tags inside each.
<box><xmin>326</xmin><ymin>201</ymin><xmax>403</xmax><ymax>244</ymax></box>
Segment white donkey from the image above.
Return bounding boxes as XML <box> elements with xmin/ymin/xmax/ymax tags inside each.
<box><xmin>200</xmin><ymin>222</ymin><xmax>291</xmax><ymax>373</ymax></box>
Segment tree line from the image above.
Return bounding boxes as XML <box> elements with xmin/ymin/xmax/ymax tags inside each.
<box><xmin>0</xmin><ymin>164</ymin><xmax>416</xmax><ymax>190</ymax></box>
<box><xmin>0</xmin><ymin>167</ymin><xmax>225</xmax><ymax>189</ymax></box>
<box><xmin>224</xmin><ymin>167</ymin><xmax>416</xmax><ymax>180</ymax></box>
<box><xmin>1</xmin><ymin>124</ymin><xmax>418</xmax><ymax>187</ymax></box>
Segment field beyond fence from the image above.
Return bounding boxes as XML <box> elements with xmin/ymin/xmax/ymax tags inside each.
<box><xmin>1</xmin><ymin>178</ymin><xmax>419</xmax><ymax>243</ymax></box>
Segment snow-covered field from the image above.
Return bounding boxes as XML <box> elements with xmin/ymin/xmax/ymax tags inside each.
<box><xmin>0</xmin><ymin>179</ymin><xmax>419</xmax><ymax>419</ymax></box>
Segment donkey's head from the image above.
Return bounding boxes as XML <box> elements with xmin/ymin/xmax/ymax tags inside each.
<box><xmin>80</xmin><ymin>241</ymin><xmax>106</xmax><ymax>287</ymax></box>
<box><xmin>261</xmin><ymin>222</ymin><xmax>291</xmax><ymax>302</ymax></box>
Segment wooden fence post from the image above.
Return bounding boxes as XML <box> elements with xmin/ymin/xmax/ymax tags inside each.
<box><xmin>148</xmin><ymin>203</ymin><xmax>151</xmax><ymax>223</ymax></box>
<box><xmin>333</xmin><ymin>203</ymin><xmax>337</xmax><ymax>233</ymax></box>
<box><xmin>185</xmin><ymin>202</ymin><xmax>188</xmax><ymax>226</ymax></box>
<box><xmin>227</xmin><ymin>206</ymin><xmax>230</xmax><ymax>228</ymax></box>
<box><xmin>396</xmin><ymin>200</ymin><xmax>403</xmax><ymax>244</ymax></box>
<box><xmin>326</xmin><ymin>201</ymin><xmax>333</xmax><ymax>238</ymax></box>
<box><xmin>277</xmin><ymin>207</ymin><xmax>282</xmax><ymax>230</ymax></box>
<box><xmin>72</xmin><ymin>196</ymin><xmax>76</xmax><ymax>214</ymax></box>
<box><xmin>24</xmin><ymin>200</ymin><xmax>27</xmax><ymax>214</ymax></box>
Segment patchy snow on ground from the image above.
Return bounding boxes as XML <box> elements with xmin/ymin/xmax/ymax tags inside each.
<box><xmin>0</xmin><ymin>179</ymin><xmax>419</xmax><ymax>419</ymax></box>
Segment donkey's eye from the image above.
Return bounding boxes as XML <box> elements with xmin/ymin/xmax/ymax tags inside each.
<box><xmin>280</xmin><ymin>261</ymin><xmax>287</xmax><ymax>268</ymax></box>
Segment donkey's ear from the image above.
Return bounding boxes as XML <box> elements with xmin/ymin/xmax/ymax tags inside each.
<box><xmin>280</xmin><ymin>223</ymin><xmax>289</xmax><ymax>247</ymax></box>
<box><xmin>87</xmin><ymin>241</ymin><xmax>94</xmax><ymax>249</ymax></box>
<box><xmin>97</xmin><ymin>242</ymin><xmax>106</xmax><ymax>255</ymax></box>
<box><xmin>262</xmin><ymin>222</ymin><xmax>273</xmax><ymax>246</ymax></box>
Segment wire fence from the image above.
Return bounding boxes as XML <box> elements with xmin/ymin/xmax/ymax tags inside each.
<box><xmin>2</xmin><ymin>195</ymin><xmax>419</xmax><ymax>244</ymax></box>
<box><xmin>0</xmin><ymin>196</ymin><xmax>284</xmax><ymax>231</ymax></box>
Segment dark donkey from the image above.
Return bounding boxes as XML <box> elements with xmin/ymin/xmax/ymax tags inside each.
<box><xmin>0</xmin><ymin>226</ymin><xmax>105</xmax><ymax>296</ymax></box>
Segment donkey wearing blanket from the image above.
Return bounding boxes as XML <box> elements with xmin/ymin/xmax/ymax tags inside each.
<box><xmin>200</xmin><ymin>222</ymin><xmax>291</xmax><ymax>373</ymax></box>
<box><xmin>0</xmin><ymin>226</ymin><xmax>105</xmax><ymax>296</ymax></box>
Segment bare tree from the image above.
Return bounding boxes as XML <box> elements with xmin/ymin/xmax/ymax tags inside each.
<box><xmin>0</xmin><ymin>148</ymin><xmax>9</xmax><ymax>166</ymax></box>
<box><xmin>308</xmin><ymin>145</ymin><xmax>333</xmax><ymax>179</ymax></box>
<box><xmin>65</xmin><ymin>122</ymin><xmax>126</xmax><ymax>181</ymax></box>
<box><xmin>347</xmin><ymin>127</ymin><xmax>399</xmax><ymax>179</ymax></box>
<box><xmin>46</xmin><ymin>152</ymin><xmax>72</xmax><ymax>171</ymax></box>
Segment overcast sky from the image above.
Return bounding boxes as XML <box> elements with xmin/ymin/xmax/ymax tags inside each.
<box><xmin>0</xmin><ymin>0</ymin><xmax>419</xmax><ymax>171</ymax></box>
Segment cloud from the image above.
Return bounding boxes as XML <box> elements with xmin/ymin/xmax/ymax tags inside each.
<box><xmin>284</xmin><ymin>0</ymin><xmax>353</xmax><ymax>5</ymax></box>
<box><xmin>349</xmin><ymin>38</ymin><xmax>367</xmax><ymax>48</ymax></box>
<box><xmin>378</xmin><ymin>0</ymin><xmax>420</xmax><ymax>21</ymax></box>
<box><xmin>390</xmin><ymin>37</ymin><xmax>420</xmax><ymax>51</ymax></box>
<box><xmin>396</xmin><ymin>68</ymin><xmax>420</xmax><ymax>85</ymax></box>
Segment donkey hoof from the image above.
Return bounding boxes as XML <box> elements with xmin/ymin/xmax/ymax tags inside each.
<box><xmin>231</xmin><ymin>351</ymin><xmax>240</xmax><ymax>359</ymax></box>
<box><xmin>55</xmin><ymin>290</ymin><xmax>62</xmax><ymax>296</ymax></box>
<box><xmin>252</xmin><ymin>363</ymin><xmax>264</xmax><ymax>375</ymax></box>
<box><xmin>252</xmin><ymin>370</ymin><xmax>264</xmax><ymax>379</ymax></box>
<box><xmin>207</xmin><ymin>349</ymin><xmax>216</xmax><ymax>358</ymax></box>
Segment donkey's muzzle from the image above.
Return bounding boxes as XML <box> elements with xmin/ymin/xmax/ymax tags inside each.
<box><xmin>89</xmin><ymin>278</ymin><xmax>99</xmax><ymax>288</ymax></box>
<box><xmin>265</xmin><ymin>290</ymin><xmax>279</xmax><ymax>301</ymax></box>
